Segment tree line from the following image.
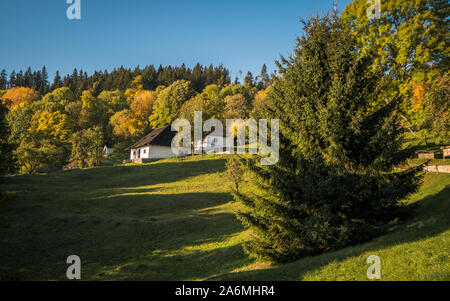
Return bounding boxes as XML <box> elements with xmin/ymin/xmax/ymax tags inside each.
<box><xmin>0</xmin><ymin>62</ymin><xmax>274</xmax><ymax>174</ymax></box>
<box><xmin>0</xmin><ymin>63</ymin><xmax>236</xmax><ymax>97</ymax></box>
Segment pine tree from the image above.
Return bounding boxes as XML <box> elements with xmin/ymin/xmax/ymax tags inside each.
<box><xmin>9</xmin><ymin>71</ymin><xmax>16</xmax><ymax>88</ymax></box>
<box><xmin>53</xmin><ymin>71</ymin><xmax>62</xmax><ymax>90</ymax></box>
<box><xmin>233</xmin><ymin>13</ymin><xmax>423</xmax><ymax>263</ymax></box>
<box><xmin>32</xmin><ymin>70</ymin><xmax>42</xmax><ymax>91</ymax></box>
<box><xmin>244</xmin><ymin>71</ymin><xmax>255</xmax><ymax>88</ymax></box>
<box><xmin>24</xmin><ymin>67</ymin><xmax>33</xmax><ymax>88</ymax></box>
<box><xmin>0</xmin><ymin>70</ymin><xmax>7</xmax><ymax>90</ymax></box>
<box><xmin>40</xmin><ymin>65</ymin><xmax>49</xmax><ymax>94</ymax></box>
<box><xmin>15</xmin><ymin>71</ymin><xmax>24</xmax><ymax>87</ymax></box>
<box><xmin>257</xmin><ymin>64</ymin><xmax>270</xmax><ymax>89</ymax></box>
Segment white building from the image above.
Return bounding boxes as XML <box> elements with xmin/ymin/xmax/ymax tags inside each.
<box><xmin>103</xmin><ymin>145</ymin><xmax>114</xmax><ymax>156</ymax></box>
<box><xmin>194</xmin><ymin>132</ymin><xmax>229</xmax><ymax>154</ymax></box>
<box><xmin>127</xmin><ymin>125</ymin><xmax>177</xmax><ymax>162</ymax></box>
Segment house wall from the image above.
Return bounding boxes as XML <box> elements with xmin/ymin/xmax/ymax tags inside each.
<box><xmin>130</xmin><ymin>146</ymin><xmax>150</xmax><ymax>160</ymax></box>
<box><xmin>130</xmin><ymin>145</ymin><xmax>176</xmax><ymax>160</ymax></box>
<box><xmin>149</xmin><ymin>145</ymin><xmax>176</xmax><ymax>158</ymax></box>
<box><xmin>104</xmin><ymin>146</ymin><xmax>114</xmax><ymax>156</ymax></box>
<box><xmin>140</xmin><ymin>146</ymin><xmax>150</xmax><ymax>159</ymax></box>
<box><xmin>194</xmin><ymin>135</ymin><xmax>225</xmax><ymax>153</ymax></box>
<box><xmin>425</xmin><ymin>165</ymin><xmax>450</xmax><ymax>173</ymax></box>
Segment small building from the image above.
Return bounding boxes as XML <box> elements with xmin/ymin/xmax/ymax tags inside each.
<box><xmin>103</xmin><ymin>145</ymin><xmax>114</xmax><ymax>156</ymax></box>
<box><xmin>443</xmin><ymin>146</ymin><xmax>450</xmax><ymax>161</ymax></box>
<box><xmin>194</xmin><ymin>130</ymin><xmax>228</xmax><ymax>154</ymax></box>
<box><xmin>417</xmin><ymin>152</ymin><xmax>439</xmax><ymax>159</ymax></box>
<box><xmin>127</xmin><ymin>125</ymin><xmax>177</xmax><ymax>162</ymax></box>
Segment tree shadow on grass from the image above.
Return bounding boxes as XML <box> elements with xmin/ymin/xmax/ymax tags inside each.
<box><xmin>208</xmin><ymin>185</ymin><xmax>450</xmax><ymax>281</ymax></box>
<box><xmin>92</xmin><ymin>243</ymin><xmax>252</xmax><ymax>281</ymax></box>
<box><xmin>85</xmin><ymin>191</ymin><xmax>233</xmax><ymax>219</ymax></box>
<box><xmin>0</xmin><ymin>158</ymin><xmax>228</xmax><ymax>191</ymax></box>
<box><xmin>0</xmin><ymin>189</ymin><xmax>248</xmax><ymax>280</ymax></box>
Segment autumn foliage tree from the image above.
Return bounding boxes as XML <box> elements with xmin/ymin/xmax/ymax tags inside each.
<box><xmin>0</xmin><ymin>102</ymin><xmax>14</xmax><ymax>173</ymax></box>
<box><xmin>149</xmin><ymin>80</ymin><xmax>196</xmax><ymax>128</ymax></box>
<box><xmin>409</xmin><ymin>74</ymin><xmax>450</xmax><ymax>144</ymax></box>
<box><xmin>342</xmin><ymin>0</ymin><xmax>449</xmax><ymax>135</ymax></box>
<box><xmin>15</xmin><ymin>110</ymin><xmax>71</xmax><ymax>174</ymax></box>
<box><xmin>131</xmin><ymin>90</ymin><xmax>157</xmax><ymax>128</ymax></box>
<box><xmin>41</xmin><ymin>87</ymin><xmax>76</xmax><ymax>112</ymax></box>
<box><xmin>224</xmin><ymin>94</ymin><xmax>249</xmax><ymax>119</ymax></box>
<box><xmin>109</xmin><ymin>89</ymin><xmax>156</xmax><ymax>144</ymax></box>
<box><xmin>69</xmin><ymin>126</ymin><xmax>104</xmax><ymax>168</ymax></box>
<box><xmin>180</xmin><ymin>84</ymin><xmax>226</xmax><ymax>123</ymax></box>
<box><xmin>1</xmin><ymin>87</ymin><xmax>40</xmax><ymax>109</ymax></box>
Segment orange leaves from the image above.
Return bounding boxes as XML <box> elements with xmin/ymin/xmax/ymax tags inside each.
<box><xmin>110</xmin><ymin>110</ymin><xmax>137</xmax><ymax>139</ymax></box>
<box><xmin>110</xmin><ymin>90</ymin><xmax>156</xmax><ymax>140</ymax></box>
<box><xmin>131</xmin><ymin>90</ymin><xmax>156</xmax><ymax>123</ymax></box>
<box><xmin>1</xmin><ymin>87</ymin><xmax>40</xmax><ymax>109</ymax></box>
<box><xmin>412</xmin><ymin>81</ymin><xmax>427</xmax><ymax>109</ymax></box>
<box><xmin>124</xmin><ymin>75</ymin><xmax>144</xmax><ymax>99</ymax></box>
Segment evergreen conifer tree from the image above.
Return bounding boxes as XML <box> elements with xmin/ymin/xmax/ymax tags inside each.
<box><xmin>233</xmin><ymin>13</ymin><xmax>423</xmax><ymax>263</ymax></box>
<box><xmin>0</xmin><ymin>69</ymin><xmax>7</xmax><ymax>90</ymax></box>
<box><xmin>53</xmin><ymin>71</ymin><xmax>62</xmax><ymax>90</ymax></box>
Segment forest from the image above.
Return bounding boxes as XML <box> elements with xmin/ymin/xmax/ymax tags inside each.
<box><xmin>0</xmin><ymin>62</ymin><xmax>273</xmax><ymax>173</ymax></box>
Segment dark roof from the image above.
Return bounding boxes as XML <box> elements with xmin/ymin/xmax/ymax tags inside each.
<box><xmin>203</xmin><ymin>125</ymin><xmax>228</xmax><ymax>137</ymax></box>
<box><xmin>126</xmin><ymin>125</ymin><xmax>176</xmax><ymax>150</ymax></box>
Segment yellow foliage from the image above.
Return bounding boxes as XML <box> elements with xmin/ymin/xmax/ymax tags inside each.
<box><xmin>412</xmin><ymin>82</ymin><xmax>427</xmax><ymax>109</ymax></box>
<box><xmin>124</xmin><ymin>75</ymin><xmax>144</xmax><ymax>99</ymax></box>
<box><xmin>131</xmin><ymin>90</ymin><xmax>156</xmax><ymax>122</ymax></box>
<box><xmin>1</xmin><ymin>87</ymin><xmax>40</xmax><ymax>109</ymax></box>
<box><xmin>110</xmin><ymin>110</ymin><xmax>144</xmax><ymax>139</ymax></box>
<box><xmin>29</xmin><ymin>111</ymin><xmax>71</xmax><ymax>144</ymax></box>
<box><xmin>255</xmin><ymin>90</ymin><xmax>267</xmax><ymax>103</ymax></box>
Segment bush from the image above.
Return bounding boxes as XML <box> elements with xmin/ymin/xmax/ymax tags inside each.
<box><xmin>69</xmin><ymin>127</ymin><xmax>104</xmax><ymax>168</ymax></box>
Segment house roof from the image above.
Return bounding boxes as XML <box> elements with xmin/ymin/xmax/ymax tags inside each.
<box><xmin>203</xmin><ymin>125</ymin><xmax>228</xmax><ymax>138</ymax></box>
<box><xmin>126</xmin><ymin>125</ymin><xmax>176</xmax><ymax>150</ymax></box>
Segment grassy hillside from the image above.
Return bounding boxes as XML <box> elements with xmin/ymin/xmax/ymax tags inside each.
<box><xmin>0</xmin><ymin>155</ymin><xmax>448</xmax><ymax>281</ymax></box>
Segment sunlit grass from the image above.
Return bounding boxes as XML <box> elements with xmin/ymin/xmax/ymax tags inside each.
<box><xmin>214</xmin><ymin>173</ymin><xmax>450</xmax><ymax>281</ymax></box>
<box><xmin>0</xmin><ymin>154</ymin><xmax>448</xmax><ymax>281</ymax></box>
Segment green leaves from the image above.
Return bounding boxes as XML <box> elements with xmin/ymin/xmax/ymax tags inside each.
<box><xmin>69</xmin><ymin>126</ymin><xmax>104</xmax><ymax>169</ymax></box>
<box><xmin>234</xmin><ymin>13</ymin><xmax>423</xmax><ymax>263</ymax></box>
<box><xmin>149</xmin><ymin>80</ymin><xmax>196</xmax><ymax>128</ymax></box>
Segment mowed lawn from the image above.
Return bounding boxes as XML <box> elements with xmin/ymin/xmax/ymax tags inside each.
<box><xmin>0</xmin><ymin>155</ymin><xmax>449</xmax><ymax>281</ymax></box>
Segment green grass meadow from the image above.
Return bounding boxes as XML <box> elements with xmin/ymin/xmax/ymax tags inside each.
<box><xmin>0</xmin><ymin>155</ymin><xmax>449</xmax><ymax>281</ymax></box>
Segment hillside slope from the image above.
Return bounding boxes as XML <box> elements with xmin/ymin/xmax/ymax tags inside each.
<box><xmin>0</xmin><ymin>155</ymin><xmax>448</xmax><ymax>280</ymax></box>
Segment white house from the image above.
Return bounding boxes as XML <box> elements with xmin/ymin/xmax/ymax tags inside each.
<box><xmin>194</xmin><ymin>132</ymin><xmax>228</xmax><ymax>154</ymax></box>
<box><xmin>127</xmin><ymin>125</ymin><xmax>177</xmax><ymax>162</ymax></box>
<box><xmin>103</xmin><ymin>145</ymin><xmax>114</xmax><ymax>156</ymax></box>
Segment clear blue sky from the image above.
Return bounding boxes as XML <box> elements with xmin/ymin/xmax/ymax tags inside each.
<box><xmin>0</xmin><ymin>0</ymin><xmax>351</xmax><ymax>81</ymax></box>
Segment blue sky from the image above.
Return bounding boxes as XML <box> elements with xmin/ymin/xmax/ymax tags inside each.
<box><xmin>0</xmin><ymin>0</ymin><xmax>352</xmax><ymax>81</ymax></box>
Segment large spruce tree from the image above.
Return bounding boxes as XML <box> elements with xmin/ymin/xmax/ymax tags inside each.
<box><xmin>234</xmin><ymin>13</ymin><xmax>423</xmax><ymax>263</ymax></box>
